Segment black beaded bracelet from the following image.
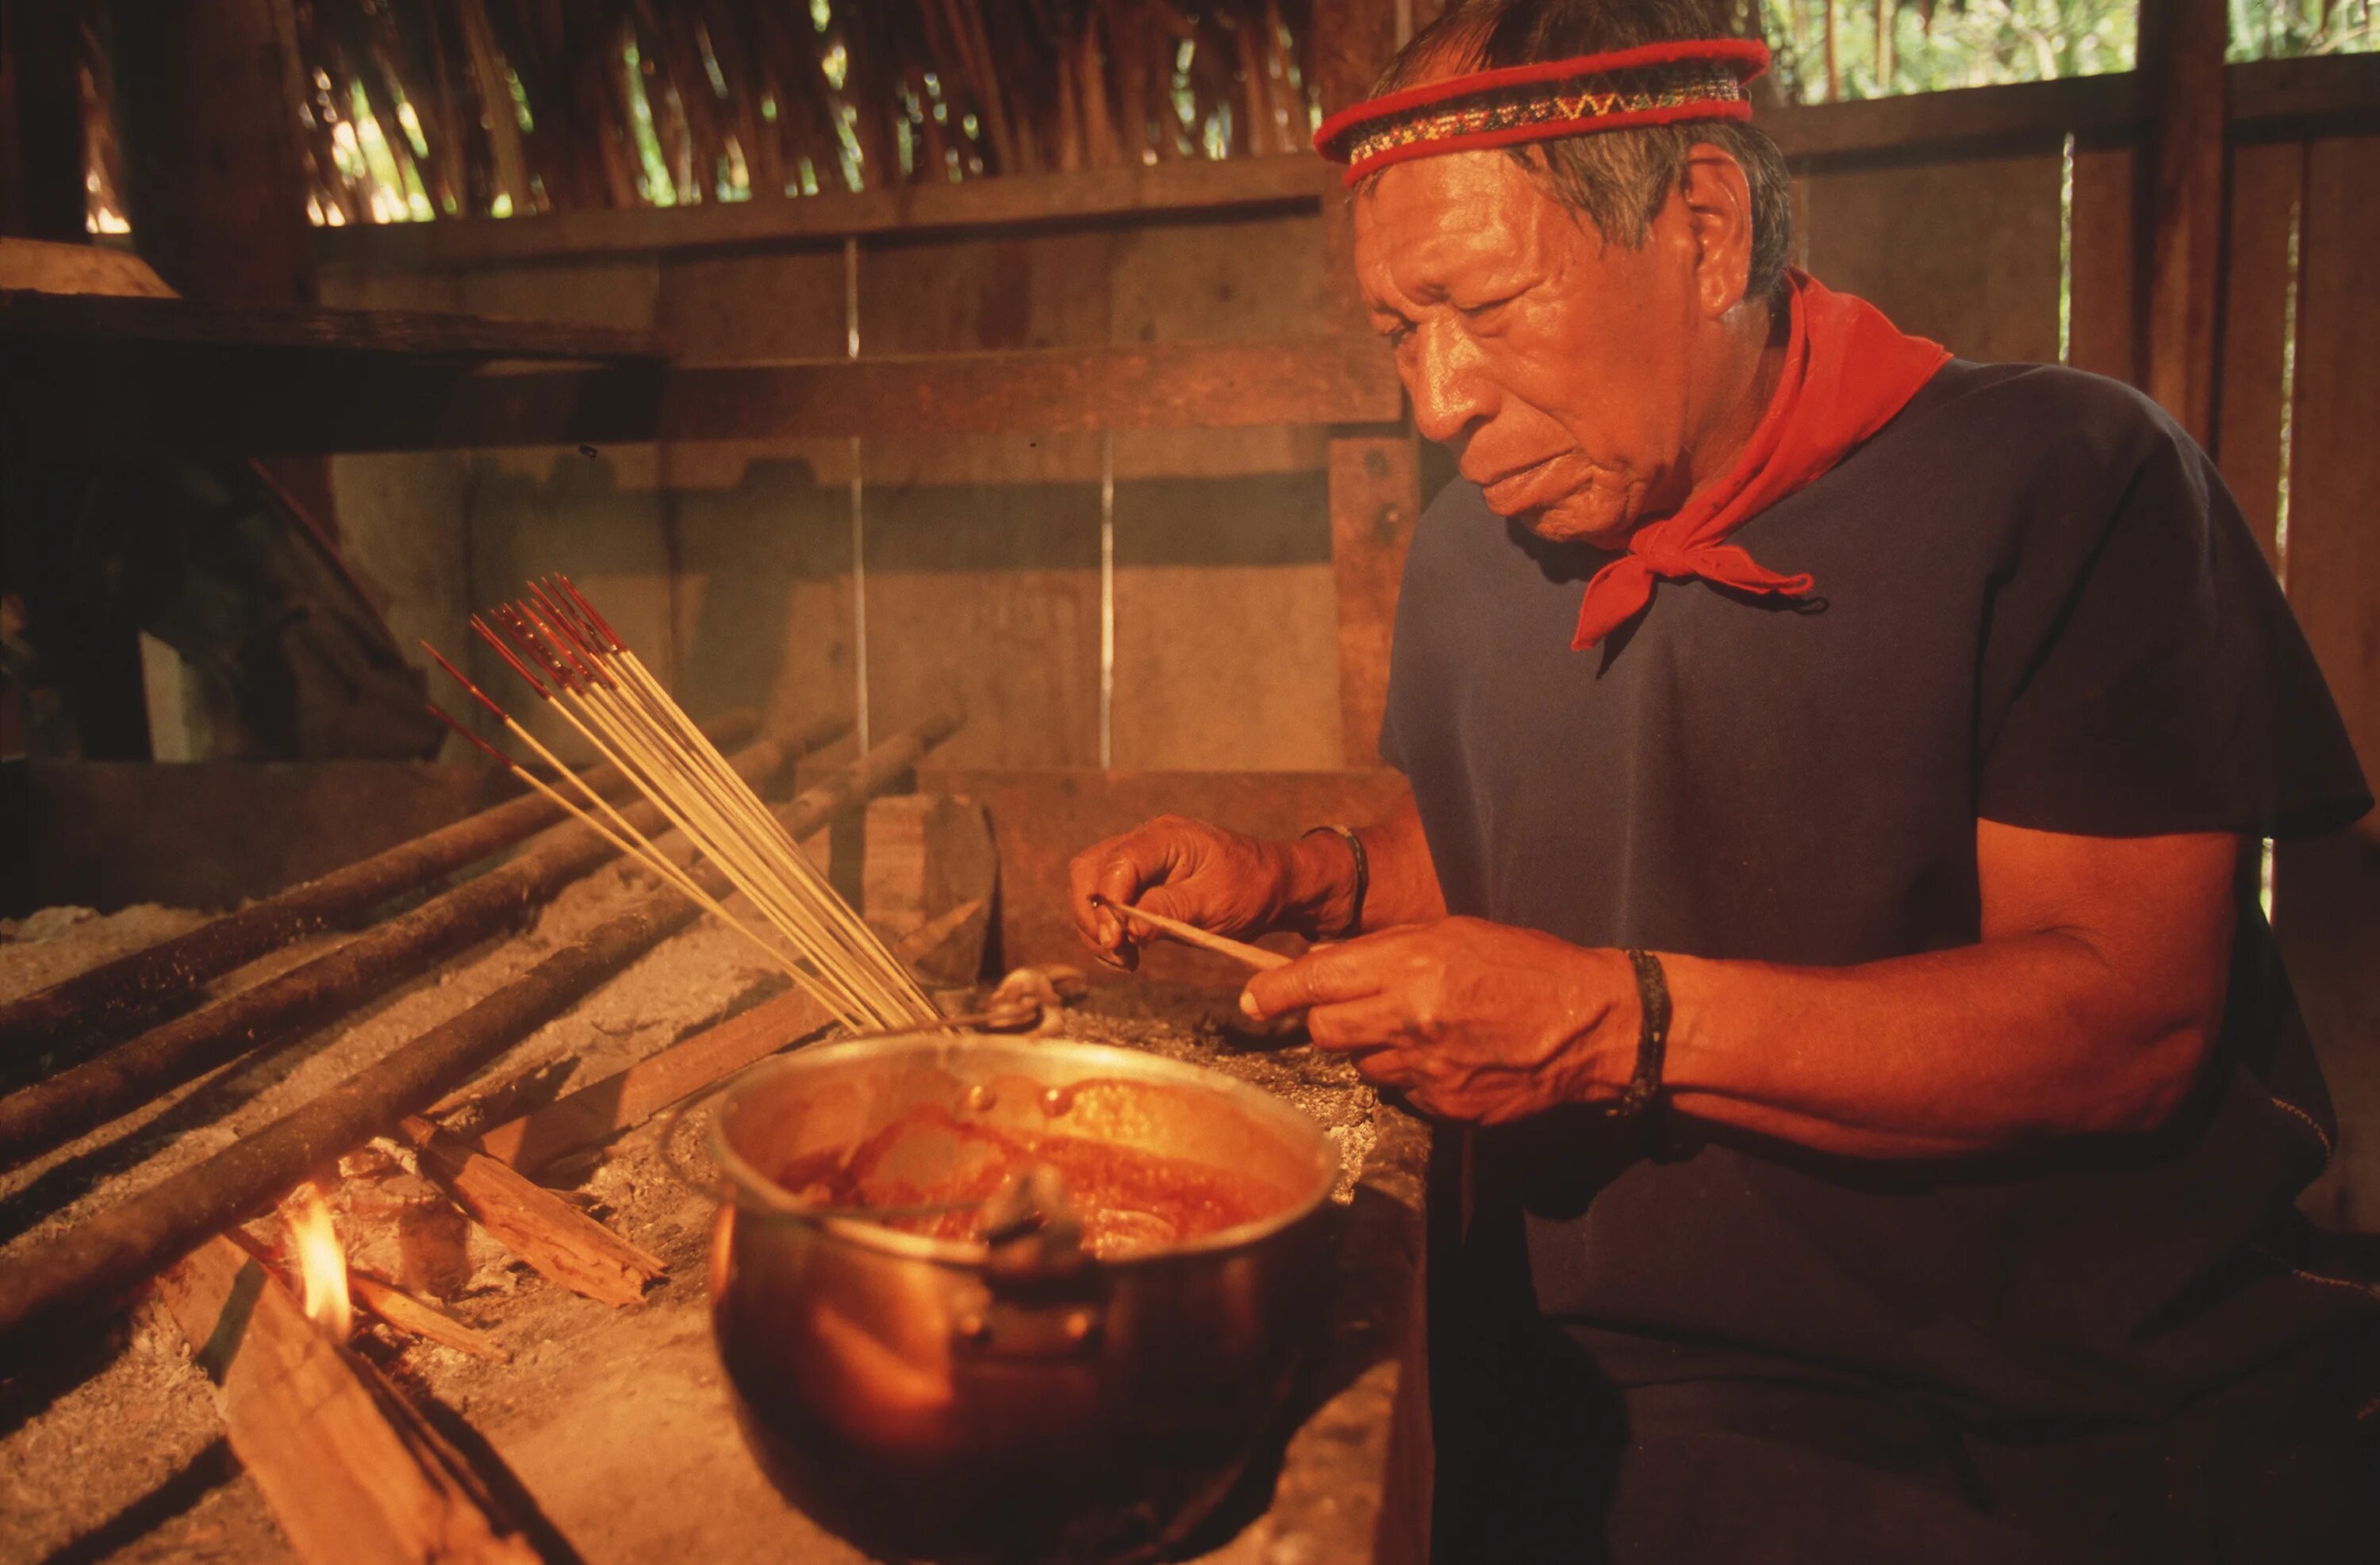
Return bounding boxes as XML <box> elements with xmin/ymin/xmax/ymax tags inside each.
<box><xmin>1615</xmin><ymin>948</ymin><xmax>1672</xmax><ymax>1118</ymax></box>
<box><xmin>1301</xmin><ymin>824</ymin><xmax>1368</xmax><ymax>940</ymax></box>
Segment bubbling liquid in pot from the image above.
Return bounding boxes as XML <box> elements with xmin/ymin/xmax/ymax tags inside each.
<box><xmin>773</xmin><ymin>1101</ymin><xmax>1294</xmax><ymax>1259</ymax></box>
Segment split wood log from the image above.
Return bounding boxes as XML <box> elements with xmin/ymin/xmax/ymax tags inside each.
<box><xmin>0</xmin><ymin>712</ymin><xmax>961</xmax><ymax>1351</ymax></box>
<box><xmin>0</xmin><ymin>718</ymin><xmax>841</xmax><ymax>1172</ymax></box>
<box><xmin>351</xmin><ymin>1272</ymin><xmax>510</xmax><ymax>1363</ymax></box>
<box><xmin>400</xmin><ymin>1115</ymin><xmax>663</xmax><ymax>1307</ymax></box>
<box><xmin>0</xmin><ymin>709</ymin><xmax>771</xmax><ymax>1061</ymax></box>
<box><xmin>157</xmin><ymin>1235</ymin><xmax>547</xmax><ymax>1565</ymax></box>
<box><xmin>471</xmin><ymin>895</ymin><xmax>988</xmax><ymax>1176</ymax></box>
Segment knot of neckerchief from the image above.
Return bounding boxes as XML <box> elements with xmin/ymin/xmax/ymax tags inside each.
<box><xmin>1314</xmin><ymin>37</ymin><xmax>1771</xmax><ymax>185</ymax></box>
<box><xmin>1569</xmin><ymin>270</ymin><xmax>1951</xmax><ymax>651</ymax></box>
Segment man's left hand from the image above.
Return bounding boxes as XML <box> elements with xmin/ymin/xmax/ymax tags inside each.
<box><xmin>1240</xmin><ymin>917</ymin><xmax>1637</xmax><ymax>1124</ymax></box>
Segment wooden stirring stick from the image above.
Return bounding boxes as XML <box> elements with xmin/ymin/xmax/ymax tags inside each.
<box><xmin>1088</xmin><ymin>896</ymin><xmax>1292</xmax><ymax>972</ymax></box>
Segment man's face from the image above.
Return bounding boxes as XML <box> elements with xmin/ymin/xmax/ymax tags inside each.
<box><xmin>1355</xmin><ymin>152</ymin><xmax>1702</xmax><ymax>547</ymax></box>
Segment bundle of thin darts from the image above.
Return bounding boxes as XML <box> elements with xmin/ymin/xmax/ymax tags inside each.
<box><xmin>422</xmin><ymin>577</ymin><xmax>938</xmax><ymax>1034</ymax></box>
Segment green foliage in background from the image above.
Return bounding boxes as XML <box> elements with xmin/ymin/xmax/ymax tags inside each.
<box><xmin>1760</xmin><ymin>0</ymin><xmax>2375</xmax><ymax>105</ymax></box>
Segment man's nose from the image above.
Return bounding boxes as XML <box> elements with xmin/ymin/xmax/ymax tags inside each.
<box><xmin>1406</xmin><ymin>322</ymin><xmax>1492</xmax><ymax>447</ymax></box>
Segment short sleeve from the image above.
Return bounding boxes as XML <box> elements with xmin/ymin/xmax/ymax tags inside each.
<box><xmin>1975</xmin><ymin>405</ymin><xmax>2370</xmax><ymax>840</ymax></box>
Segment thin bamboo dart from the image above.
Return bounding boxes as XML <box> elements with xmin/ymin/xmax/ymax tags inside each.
<box><xmin>527</xmin><ymin>585</ymin><xmax>929</xmax><ymax>1020</ymax></box>
<box><xmin>436</xmin><ymin>583</ymin><xmax>935</xmax><ymax>1034</ymax></box>
<box><xmin>428</xmin><ymin>639</ymin><xmax>886</xmax><ymax>1030</ymax></box>
<box><xmin>416</xmin><ymin>702</ymin><xmax>869</xmax><ymax>1030</ymax></box>
<box><xmin>524</xmin><ymin>591</ymin><xmax>887</xmax><ymax>1000</ymax></box>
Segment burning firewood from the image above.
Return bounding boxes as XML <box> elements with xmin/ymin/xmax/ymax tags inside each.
<box><xmin>155</xmin><ymin>1233</ymin><xmax>554</xmax><ymax>1565</ymax></box>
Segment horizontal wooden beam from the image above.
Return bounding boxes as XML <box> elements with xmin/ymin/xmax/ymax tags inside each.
<box><xmin>317</xmin><ymin>154</ymin><xmax>1330</xmax><ymax>270</ymax></box>
<box><xmin>0</xmin><ymin>288</ymin><xmax>665</xmax><ymax>360</ymax></box>
<box><xmin>6</xmin><ymin>336</ymin><xmax>1403</xmax><ymax>457</ymax></box>
<box><xmin>1768</xmin><ymin>53</ymin><xmax>2380</xmax><ymax>167</ymax></box>
<box><xmin>304</xmin><ymin>59</ymin><xmax>2378</xmax><ymax>277</ymax></box>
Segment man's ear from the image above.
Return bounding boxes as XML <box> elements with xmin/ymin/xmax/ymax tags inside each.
<box><xmin>1679</xmin><ymin>147</ymin><xmax>1755</xmax><ymax>319</ymax></box>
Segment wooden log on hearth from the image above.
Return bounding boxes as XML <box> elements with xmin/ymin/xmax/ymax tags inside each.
<box><xmin>0</xmin><ymin>709</ymin><xmax>781</xmax><ymax>1066</ymax></box>
<box><xmin>0</xmin><ymin>714</ymin><xmax>961</xmax><ymax>1352</ymax></box>
<box><xmin>401</xmin><ymin>1115</ymin><xmax>665</xmax><ymax>1307</ymax></box>
<box><xmin>157</xmin><ymin>1235</ymin><xmax>551</xmax><ymax>1565</ymax></box>
<box><xmin>0</xmin><ymin>718</ymin><xmax>845</xmax><ymax>1172</ymax></box>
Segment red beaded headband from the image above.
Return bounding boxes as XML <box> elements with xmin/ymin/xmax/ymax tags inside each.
<box><xmin>1314</xmin><ymin>37</ymin><xmax>1771</xmax><ymax>185</ymax></box>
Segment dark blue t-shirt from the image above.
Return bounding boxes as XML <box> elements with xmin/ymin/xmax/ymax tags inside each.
<box><xmin>1381</xmin><ymin>359</ymin><xmax>2374</xmax><ymax>1420</ymax></box>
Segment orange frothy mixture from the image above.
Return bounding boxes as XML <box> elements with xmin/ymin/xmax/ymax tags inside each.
<box><xmin>774</xmin><ymin>1103</ymin><xmax>1292</xmax><ymax>1258</ymax></box>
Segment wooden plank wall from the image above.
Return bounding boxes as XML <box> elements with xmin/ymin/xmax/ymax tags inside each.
<box><xmin>324</xmin><ymin>208</ymin><xmax>1341</xmax><ymax>773</ymax></box>
<box><xmin>2270</xmin><ymin>137</ymin><xmax>2380</xmax><ymax>1232</ymax></box>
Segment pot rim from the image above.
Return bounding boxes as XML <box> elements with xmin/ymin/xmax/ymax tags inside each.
<box><xmin>704</xmin><ymin>1030</ymin><xmax>1342</xmax><ymax>1268</ymax></box>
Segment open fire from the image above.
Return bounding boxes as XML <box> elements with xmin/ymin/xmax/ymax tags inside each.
<box><xmin>285</xmin><ymin>1180</ymin><xmax>352</xmax><ymax>1341</ymax></box>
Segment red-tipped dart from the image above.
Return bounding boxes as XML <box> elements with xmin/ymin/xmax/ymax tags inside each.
<box><xmin>423</xmin><ymin>638</ymin><xmax>531</xmax><ymax>717</ymax></box>
<box><xmin>467</xmin><ymin>616</ymin><xmax>552</xmax><ymax>700</ymax></box>
<box><xmin>520</xmin><ymin>598</ymin><xmax>615</xmax><ymax>690</ymax></box>
<box><xmin>536</xmin><ymin>577</ymin><xmax>606</xmax><ymax>652</ymax></box>
<box><xmin>495</xmin><ymin>604</ymin><xmax>579</xmax><ymax>692</ymax></box>
<box><xmin>421</xmin><ymin>701</ymin><xmax>517</xmax><ymax>768</ymax></box>
<box><xmin>556</xmin><ymin>574</ymin><xmax>624</xmax><ymax>652</ymax></box>
<box><xmin>528</xmin><ymin>581</ymin><xmax>601</xmax><ymax>660</ymax></box>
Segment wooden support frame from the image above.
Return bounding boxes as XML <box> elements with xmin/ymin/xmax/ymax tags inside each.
<box><xmin>320</xmin><ymin>155</ymin><xmax>1330</xmax><ymax>270</ymax></box>
<box><xmin>1315</xmin><ymin>0</ymin><xmax>1422</xmax><ymax>771</ymax></box>
<box><xmin>5</xmin><ymin>336</ymin><xmax>1402</xmax><ymax>457</ymax></box>
<box><xmin>2137</xmin><ymin>0</ymin><xmax>2229</xmax><ymax>444</ymax></box>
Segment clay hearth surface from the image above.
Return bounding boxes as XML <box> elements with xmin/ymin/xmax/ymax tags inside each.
<box><xmin>0</xmin><ymin>896</ymin><xmax>1420</xmax><ymax>1565</ymax></box>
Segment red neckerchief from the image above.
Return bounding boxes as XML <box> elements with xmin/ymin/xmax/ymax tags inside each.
<box><xmin>1571</xmin><ymin>270</ymin><xmax>1950</xmax><ymax>650</ymax></box>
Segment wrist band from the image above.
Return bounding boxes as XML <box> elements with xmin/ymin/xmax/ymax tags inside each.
<box><xmin>1302</xmin><ymin>825</ymin><xmax>1368</xmax><ymax>939</ymax></box>
<box><xmin>1615</xmin><ymin>949</ymin><xmax>1671</xmax><ymax>1118</ymax></box>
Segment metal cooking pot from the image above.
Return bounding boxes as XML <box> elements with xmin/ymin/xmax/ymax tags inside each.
<box><xmin>700</xmin><ymin>1032</ymin><xmax>1341</xmax><ymax>1563</ymax></box>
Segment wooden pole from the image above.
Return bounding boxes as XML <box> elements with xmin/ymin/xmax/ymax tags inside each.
<box><xmin>0</xmin><ymin>727</ymin><xmax>804</xmax><ymax>1171</ymax></box>
<box><xmin>1</xmin><ymin>0</ymin><xmax>89</xmax><ymax>242</ymax></box>
<box><xmin>106</xmin><ymin>0</ymin><xmax>344</xmax><ymax>527</ymax></box>
<box><xmin>2138</xmin><ymin>0</ymin><xmax>2228</xmax><ymax>446</ymax></box>
<box><xmin>0</xmin><ymin>710</ymin><xmax>783</xmax><ymax>1058</ymax></box>
<box><xmin>0</xmin><ymin>712</ymin><xmax>961</xmax><ymax>1352</ymax></box>
<box><xmin>1315</xmin><ymin>0</ymin><xmax>1425</xmax><ymax>769</ymax></box>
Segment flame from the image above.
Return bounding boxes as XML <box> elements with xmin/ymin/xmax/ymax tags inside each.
<box><xmin>286</xmin><ymin>1181</ymin><xmax>353</xmax><ymax>1341</ymax></box>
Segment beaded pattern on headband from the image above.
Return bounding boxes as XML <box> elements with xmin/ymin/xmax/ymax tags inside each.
<box><xmin>1315</xmin><ymin>38</ymin><xmax>1770</xmax><ymax>185</ymax></box>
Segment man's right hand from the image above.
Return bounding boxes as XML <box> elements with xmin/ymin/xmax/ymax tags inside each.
<box><xmin>1068</xmin><ymin>816</ymin><xmax>1332</xmax><ymax>970</ymax></box>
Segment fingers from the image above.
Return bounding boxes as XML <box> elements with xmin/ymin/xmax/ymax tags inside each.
<box><xmin>1300</xmin><ymin>994</ymin><xmax>1416</xmax><ymax>1053</ymax></box>
<box><xmin>1240</xmin><ymin>938</ymin><xmax>1395</xmax><ymax>1022</ymax></box>
<box><xmin>1067</xmin><ymin>818</ymin><xmax>1214</xmax><ymax>969</ymax></box>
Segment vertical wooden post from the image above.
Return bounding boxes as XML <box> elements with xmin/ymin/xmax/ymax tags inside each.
<box><xmin>1315</xmin><ymin>0</ymin><xmax>1423</xmax><ymax>768</ymax></box>
<box><xmin>2</xmin><ymin>0</ymin><xmax>89</xmax><ymax>241</ymax></box>
<box><xmin>106</xmin><ymin>0</ymin><xmax>317</xmax><ymax>307</ymax></box>
<box><xmin>2136</xmin><ymin>0</ymin><xmax>2227</xmax><ymax>446</ymax></box>
<box><xmin>1330</xmin><ymin>432</ymin><xmax>1422</xmax><ymax>765</ymax></box>
<box><xmin>106</xmin><ymin>0</ymin><xmax>341</xmax><ymax>531</ymax></box>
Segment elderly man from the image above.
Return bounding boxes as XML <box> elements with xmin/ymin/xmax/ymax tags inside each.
<box><xmin>1068</xmin><ymin>1</ymin><xmax>2376</xmax><ymax>1559</ymax></box>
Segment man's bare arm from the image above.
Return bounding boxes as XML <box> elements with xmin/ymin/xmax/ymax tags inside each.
<box><xmin>1241</xmin><ymin>823</ymin><xmax>2239</xmax><ymax>1157</ymax></box>
<box><xmin>1657</xmin><ymin>823</ymin><xmax>2238</xmax><ymax>1156</ymax></box>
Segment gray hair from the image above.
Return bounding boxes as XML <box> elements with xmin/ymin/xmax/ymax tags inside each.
<box><xmin>1358</xmin><ymin>0</ymin><xmax>1795</xmax><ymax>304</ymax></box>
